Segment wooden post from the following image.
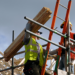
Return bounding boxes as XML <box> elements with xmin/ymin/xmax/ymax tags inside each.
<box><xmin>74</xmin><ymin>64</ymin><xmax>75</xmax><ymax>75</ymax></box>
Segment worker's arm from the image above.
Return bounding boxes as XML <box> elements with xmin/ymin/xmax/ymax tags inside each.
<box><xmin>23</xmin><ymin>22</ymin><xmax>31</xmax><ymax>45</ymax></box>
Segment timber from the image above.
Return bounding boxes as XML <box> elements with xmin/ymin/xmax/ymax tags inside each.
<box><xmin>58</xmin><ymin>69</ymin><xmax>74</xmax><ymax>75</ymax></box>
<box><xmin>4</xmin><ymin>7</ymin><xmax>52</xmax><ymax>62</ymax></box>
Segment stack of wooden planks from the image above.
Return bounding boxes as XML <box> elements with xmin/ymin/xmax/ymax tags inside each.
<box><xmin>4</xmin><ymin>7</ymin><xmax>52</xmax><ymax>62</ymax></box>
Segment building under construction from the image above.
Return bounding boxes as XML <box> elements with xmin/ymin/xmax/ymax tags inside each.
<box><xmin>0</xmin><ymin>0</ymin><xmax>75</xmax><ymax>75</ymax></box>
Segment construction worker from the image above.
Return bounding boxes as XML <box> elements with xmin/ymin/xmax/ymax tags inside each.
<box><xmin>59</xmin><ymin>21</ymin><xmax>75</xmax><ymax>74</ymax></box>
<box><xmin>23</xmin><ymin>22</ymin><xmax>50</xmax><ymax>75</ymax></box>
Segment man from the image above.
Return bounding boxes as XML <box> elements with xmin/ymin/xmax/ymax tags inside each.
<box><xmin>23</xmin><ymin>22</ymin><xmax>50</xmax><ymax>75</ymax></box>
<box><xmin>59</xmin><ymin>21</ymin><xmax>75</xmax><ymax>73</ymax></box>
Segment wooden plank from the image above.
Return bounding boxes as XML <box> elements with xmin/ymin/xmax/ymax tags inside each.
<box><xmin>4</xmin><ymin>7</ymin><xmax>52</xmax><ymax>61</ymax></box>
<box><xmin>58</xmin><ymin>69</ymin><xmax>74</xmax><ymax>75</ymax></box>
<box><xmin>74</xmin><ymin>64</ymin><xmax>75</xmax><ymax>75</ymax></box>
<box><xmin>33</xmin><ymin>7</ymin><xmax>52</xmax><ymax>20</ymax></box>
<box><xmin>48</xmin><ymin>55</ymin><xmax>57</xmax><ymax>60</ymax></box>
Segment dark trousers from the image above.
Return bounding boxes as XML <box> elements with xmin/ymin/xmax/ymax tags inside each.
<box><xmin>23</xmin><ymin>60</ymin><xmax>50</xmax><ymax>75</ymax></box>
<box><xmin>59</xmin><ymin>54</ymin><xmax>66</xmax><ymax>70</ymax></box>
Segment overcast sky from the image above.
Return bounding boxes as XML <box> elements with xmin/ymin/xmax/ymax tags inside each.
<box><xmin>0</xmin><ymin>0</ymin><xmax>75</xmax><ymax>69</ymax></box>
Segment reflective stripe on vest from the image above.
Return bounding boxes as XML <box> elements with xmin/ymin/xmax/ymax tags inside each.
<box><xmin>26</xmin><ymin>38</ymin><xmax>37</xmax><ymax>47</ymax></box>
<box><xmin>25</xmin><ymin>49</ymin><xmax>38</xmax><ymax>55</ymax></box>
<box><xmin>24</xmin><ymin>38</ymin><xmax>44</xmax><ymax>67</ymax></box>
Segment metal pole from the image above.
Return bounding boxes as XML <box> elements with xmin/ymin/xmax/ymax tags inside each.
<box><xmin>25</xmin><ymin>16</ymin><xmax>75</xmax><ymax>43</ymax></box>
<box><xmin>70</xmin><ymin>38</ymin><xmax>75</xmax><ymax>43</ymax></box>
<box><xmin>70</xmin><ymin>50</ymin><xmax>75</xmax><ymax>54</ymax></box>
<box><xmin>12</xmin><ymin>30</ymin><xmax>14</xmax><ymax>75</ymax></box>
<box><xmin>0</xmin><ymin>64</ymin><xmax>24</xmax><ymax>72</ymax></box>
<box><xmin>15</xmin><ymin>51</ymin><xmax>25</xmax><ymax>55</ymax></box>
<box><xmin>24</xmin><ymin>16</ymin><xmax>67</xmax><ymax>38</ymax></box>
<box><xmin>68</xmin><ymin>20</ymin><xmax>71</xmax><ymax>75</ymax></box>
<box><xmin>59</xmin><ymin>3</ymin><xmax>68</xmax><ymax>9</ymax></box>
<box><xmin>42</xmin><ymin>44</ymin><xmax>47</xmax><ymax>47</ymax></box>
<box><xmin>25</xmin><ymin>29</ymin><xmax>66</xmax><ymax>49</ymax></box>
<box><xmin>56</xmin><ymin>16</ymin><xmax>65</xmax><ymax>21</ymax></box>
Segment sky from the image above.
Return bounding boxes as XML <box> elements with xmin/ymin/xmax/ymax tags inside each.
<box><xmin>0</xmin><ymin>0</ymin><xmax>75</xmax><ymax>70</ymax></box>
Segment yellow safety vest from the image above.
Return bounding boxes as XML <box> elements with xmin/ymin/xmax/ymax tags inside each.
<box><xmin>24</xmin><ymin>38</ymin><xmax>44</xmax><ymax>67</ymax></box>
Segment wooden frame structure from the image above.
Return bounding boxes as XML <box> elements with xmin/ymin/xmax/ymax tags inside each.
<box><xmin>0</xmin><ymin>51</ymin><xmax>24</xmax><ymax>75</ymax></box>
<box><xmin>0</xmin><ymin>51</ymin><xmax>56</xmax><ymax>75</ymax></box>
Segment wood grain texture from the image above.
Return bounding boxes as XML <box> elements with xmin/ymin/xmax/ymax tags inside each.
<box><xmin>4</xmin><ymin>7</ymin><xmax>52</xmax><ymax>62</ymax></box>
<box><xmin>58</xmin><ymin>69</ymin><xmax>74</xmax><ymax>75</ymax></box>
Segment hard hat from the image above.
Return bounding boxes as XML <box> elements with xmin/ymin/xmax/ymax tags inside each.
<box><xmin>60</xmin><ymin>21</ymin><xmax>72</xmax><ymax>28</ymax></box>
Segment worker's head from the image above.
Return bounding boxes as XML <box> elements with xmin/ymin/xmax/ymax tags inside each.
<box><xmin>60</xmin><ymin>21</ymin><xmax>72</xmax><ymax>33</ymax></box>
<box><xmin>32</xmin><ymin>31</ymin><xmax>42</xmax><ymax>40</ymax></box>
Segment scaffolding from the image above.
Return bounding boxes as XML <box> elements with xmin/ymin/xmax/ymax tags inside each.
<box><xmin>0</xmin><ymin>51</ymin><xmax>25</xmax><ymax>75</ymax></box>
<box><xmin>0</xmin><ymin>0</ymin><xmax>75</xmax><ymax>75</ymax></box>
<box><xmin>24</xmin><ymin>0</ymin><xmax>74</xmax><ymax>75</ymax></box>
<box><xmin>0</xmin><ymin>31</ymin><xmax>55</xmax><ymax>75</ymax></box>
<box><xmin>0</xmin><ymin>48</ymin><xmax>56</xmax><ymax>75</ymax></box>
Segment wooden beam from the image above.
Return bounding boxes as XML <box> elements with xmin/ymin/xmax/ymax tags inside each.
<box><xmin>48</xmin><ymin>55</ymin><xmax>57</xmax><ymax>60</ymax></box>
<box><xmin>58</xmin><ymin>69</ymin><xmax>74</xmax><ymax>75</ymax></box>
<box><xmin>74</xmin><ymin>64</ymin><xmax>75</xmax><ymax>75</ymax></box>
<box><xmin>4</xmin><ymin>7</ymin><xmax>52</xmax><ymax>62</ymax></box>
